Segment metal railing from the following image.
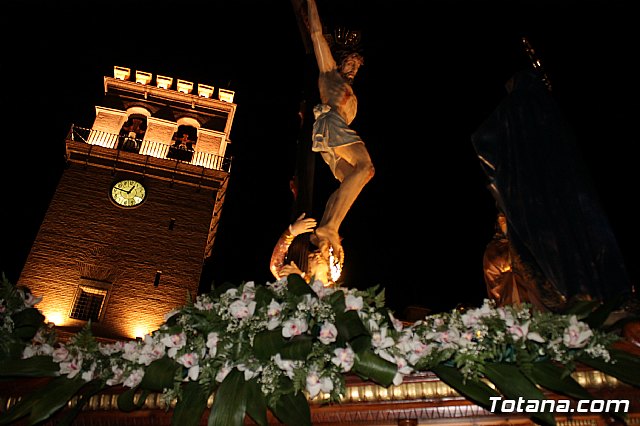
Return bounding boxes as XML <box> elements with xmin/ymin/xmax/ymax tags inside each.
<box><xmin>67</xmin><ymin>125</ymin><xmax>232</xmax><ymax>173</ymax></box>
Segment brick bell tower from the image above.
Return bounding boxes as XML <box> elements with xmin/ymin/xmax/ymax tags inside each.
<box><xmin>17</xmin><ymin>66</ymin><xmax>236</xmax><ymax>340</ymax></box>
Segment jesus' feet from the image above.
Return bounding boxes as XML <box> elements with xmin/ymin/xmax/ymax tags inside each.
<box><xmin>312</xmin><ymin>226</ymin><xmax>344</xmax><ymax>267</ymax></box>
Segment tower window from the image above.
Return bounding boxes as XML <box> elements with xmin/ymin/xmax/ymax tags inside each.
<box><xmin>167</xmin><ymin>124</ymin><xmax>197</xmax><ymax>162</ymax></box>
<box><xmin>118</xmin><ymin>115</ymin><xmax>147</xmax><ymax>153</ymax></box>
<box><xmin>70</xmin><ymin>285</ymin><xmax>108</xmax><ymax>322</ymax></box>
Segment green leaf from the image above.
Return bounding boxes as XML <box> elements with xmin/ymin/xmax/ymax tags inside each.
<box><xmin>254</xmin><ymin>285</ymin><xmax>274</xmax><ymax>310</ymax></box>
<box><xmin>209</xmin><ymin>369</ymin><xmax>247</xmax><ymax>426</ymax></box>
<box><xmin>562</xmin><ymin>299</ymin><xmax>602</xmax><ymax>319</ymax></box>
<box><xmin>11</xmin><ymin>308</ymin><xmax>45</xmax><ymax>340</ymax></box>
<box><xmin>280</xmin><ymin>335</ymin><xmax>313</xmax><ymax>360</ymax></box>
<box><xmin>286</xmin><ymin>275</ymin><xmax>315</xmax><ymax>297</ymax></box>
<box><xmin>0</xmin><ymin>383</ymin><xmax>39</xmax><ymax>425</ymax></box>
<box><xmin>28</xmin><ymin>376</ymin><xmax>88</xmax><ymax>425</ymax></box>
<box><xmin>431</xmin><ymin>364</ymin><xmax>501</xmax><ymax>408</ymax></box>
<box><xmin>245</xmin><ymin>378</ymin><xmax>268</xmax><ymax>426</ymax></box>
<box><xmin>484</xmin><ymin>362</ymin><xmax>555</xmax><ymax>426</ymax></box>
<box><xmin>327</xmin><ymin>290</ymin><xmax>345</xmax><ymax>312</ymax></box>
<box><xmin>352</xmin><ymin>349</ymin><xmax>396</xmax><ymax>387</ymax></box>
<box><xmin>349</xmin><ymin>335</ymin><xmax>372</xmax><ymax>354</ymax></box>
<box><xmin>117</xmin><ymin>387</ymin><xmax>149</xmax><ymax>412</ymax></box>
<box><xmin>211</xmin><ymin>281</ymin><xmax>236</xmax><ymax>299</ymax></box>
<box><xmin>0</xmin><ymin>376</ymin><xmax>85</xmax><ymax>425</ymax></box>
<box><xmin>55</xmin><ymin>380</ymin><xmax>105</xmax><ymax>426</ymax></box>
<box><xmin>0</xmin><ymin>355</ymin><xmax>59</xmax><ymax>377</ymax></box>
<box><xmin>335</xmin><ymin>310</ymin><xmax>368</xmax><ymax>344</ymax></box>
<box><xmin>253</xmin><ymin>329</ymin><xmax>286</xmax><ymax>360</ymax></box>
<box><xmin>529</xmin><ymin>360</ymin><xmax>592</xmax><ymax>401</ymax></box>
<box><xmin>172</xmin><ymin>381</ymin><xmax>210</xmax><ymax>426</ymax></box>
<box><xmin>268</xmin><ymin>390</ymin><xmax>311</xmax><ymax>426</ymax></box>
<box><xmin>138</xmin><ymin>356</ymin><xmax>179</xmax><ymax>392</ymax></box>
<box><xmin>584</xmin><ymin>293</ymin><xmax>626</xmax><ymax>329</ymax></box>
<box><xmin>577</xmin><ymin>348</ymin><xmax>640</xmax><ymax>387</ymax></box>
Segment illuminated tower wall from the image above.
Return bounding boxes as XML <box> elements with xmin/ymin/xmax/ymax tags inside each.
<box><xmin>17</xmin><ymin>67</ymin><xmax>236</xmax><ymax>340</ymax></box>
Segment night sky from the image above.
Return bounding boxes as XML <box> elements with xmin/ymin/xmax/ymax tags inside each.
<box><xmin>1</xmin><ymin>0</ymin><xmax>637</xmax><ymax>315</ymax></box>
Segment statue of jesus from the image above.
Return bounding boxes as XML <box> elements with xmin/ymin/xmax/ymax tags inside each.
<box><xmin>305</xmin><ymin>0</ymin><xmax>375</xmax><ymax>266</ymax></box>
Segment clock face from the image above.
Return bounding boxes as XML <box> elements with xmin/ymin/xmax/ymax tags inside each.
<box><xmin>110</xmin><ymin>179</ymin><xmax>146</xmax><ymax>208</ymax></box>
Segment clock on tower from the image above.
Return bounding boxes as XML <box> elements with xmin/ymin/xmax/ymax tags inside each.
<box><xmin>17</xmin><ymin>66</ymin><xmax>237</xmax><ymax>340</ymax></box>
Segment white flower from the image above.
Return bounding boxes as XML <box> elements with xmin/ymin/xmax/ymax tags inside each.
<box><xmin>81</xmin><ymin>362</ymin><xmax>96</xmax><ymax>382</ymax></box>
<box><xmin>123</xmin><ymin>368</ymin><xmax>145</xmax><ymax>388</ymax></box>
<box><xmin>563</xmin><ymin>316</ymin><xmax>593</xmax><ymax>348</ymax></box>
<box><xmin>311</xmin><ymin>280</ymin><xmax>334</xmax><ymax>299</ymax></box>
<box><xmin>138</xmin><ymin>336</ymin><xmax>166</xmax><ymax>366</ymax></box>
<box><xmin>526</xmin><ymin>331</ymin><xmax>545</xmax><ymax>343</ymax></box>
<box><xmin>237</xmin><ymin>363</ymin><xmax>261</xmax><ymax>381</ymax></box>
<box><xmin>122</xmin><ymin>341</ymin><xmax>141</xmax><ymax>362</ymax></box>
<box><xmin>52</xmin><ymin>345</ymin><xmax>70</xmax><ymax>362</ymax></box>
<box><xmin>60</xmin><ymin>356</ymin><xmax>83</xmax><ymax>378</ymax></box>
<box><xmin>273</xmin><ymin>354</ymin><xmax>297</xmax><ymax>379</ymax></box>
<box><xmin>22</xmin><ymin>345</ymin><xmax>37</xmax><ymax>359</ymax></box>
<box><xmin>282</xmin><ymin>318</ymin><xmax>308</xmax><ymax>338</ymax></box>
<box><xmin>177</xmin><ymin>352</ymin><xmax>199</xmax><ymax>368</ymax></box>
<box><xmin>215</xmin><ymin>363</ymin><xmax>233</xmax><ymax>383</ymax></box>
<box><xmin>206</xmin><ymin>332</ymin><xmax>220</xmax><ymax>357</ymax></box>
<box><xmin>21</xmin><ymin>291</ymin><xmax>43</xmax><ymax>307</ymax></box>
<box><xmin>267</xmin><ymin>300</ymin><xmax>283</xmax><ymax>330</ymax></box>
<box><xmin>508</xmin><ymin>320</ymin><xmax>530</xmax><ymax>341</ymax></box>
<box><xmin>106</xmin><ymin>365</ymin><xmax>125</xmax><ymax>386</ymax></box>
<box><xmin>240</xmin><ymin>282</ymin><xmax>256</xmax><ymax>303</ymax></box>
<box><xmin>99</xmin><ymin>341</ymin><xmax>125</xmax><ymax>356</ymax></box>
<box><xmin>318</xmin><ymin>322</ymin><xmax>338</xmax><ymax>344</ymax></box>
<box><xmin>229</xmin><ymin>300</ymin><xmax>256</xmax><ymax>319</ymax></box>
<box><xmin>160</xmin><ymin>332</ymin><xmax>187</xmax><ymax>358</ymax></box>
<box><xmin>388</xmin><ymin>311</ymin><xmax>404</xmax><ymax>332</ymax></box>
<box><xmin>194</xmin><ymin>296</ymin><xmax>214</xmax><ymax>311</ymax></box>
<box><xmin>37</xmin><ymin>343</ymin><xmax>53</xmax><ymax>356</ymax></box>
<box><xmin>371</xmin><ymin>326</ymin><xmax>394</xmax><ymax>350</ymax></box>
<box><xmin>306</xmin><ymin>369</ymin><xmax>333</xmax><ymax>398</ymax></box>
<box><xmin>164</xmin><ymin>309</ymin><xmax>180</xmax><ymax>321</ymax></box>
<box><xmin>345</xmin><ymin>294</ymin><xmax>363</xmax><ymax>311</ymax></box>
<box><xmin>332</xmin><ymin>346</ymin><xmax>355</xmax><ymax>372</ymax></box>
<box><xmin>267</xmin><ymin>279</ymin><xmax>286</xmax><ymax>295</ymax></box>
<box><xmin>392</xmin><ymin>356</ymin><xmax>413</xmax><ymax>386</ymax></box>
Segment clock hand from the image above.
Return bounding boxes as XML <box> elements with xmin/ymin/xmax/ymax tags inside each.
<box><xmin>113</xmin><ymin>187</ymin><xmax>127</xmax><ymax>193</ymax></box>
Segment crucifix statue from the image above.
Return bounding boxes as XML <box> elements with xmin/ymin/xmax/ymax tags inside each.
<box><xmin>290</xmin><ymin>0</ymin><xmax>374</xmax><ymax>271</ymax></box>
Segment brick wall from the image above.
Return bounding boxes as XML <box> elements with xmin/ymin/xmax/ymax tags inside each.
<box><xmin>19</xmin><ymin>163</ymin><xmax>217</xmax><ymax>339</ymax></box>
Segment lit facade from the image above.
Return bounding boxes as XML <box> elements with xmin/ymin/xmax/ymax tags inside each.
<box><xmin>17</xmin><ymin>67</ymin><xmax>236</xmax><ymax>340</ymax></box>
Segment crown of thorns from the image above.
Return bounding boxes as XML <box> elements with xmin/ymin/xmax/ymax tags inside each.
<box><xmin>324</xmin><ymin>26</ymin><xmax>362</xmax><ymax>54</ymax></box>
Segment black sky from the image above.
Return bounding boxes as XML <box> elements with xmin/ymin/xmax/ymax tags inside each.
<box><xmin>1</xmin><ymin>0</ymin><xmax>637</xmax><ymax>315</ymax></box>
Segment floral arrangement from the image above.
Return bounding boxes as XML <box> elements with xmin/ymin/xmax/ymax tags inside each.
<box><xmin>1</xmin><ymin>273</ymin><xmax>639</xmax><ymax>426</ymax></box>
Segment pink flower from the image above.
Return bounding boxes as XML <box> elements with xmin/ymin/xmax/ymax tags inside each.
<box><xmin>282</xmin><ymin>318</ymin><xmax>308</xmax><ymax>338</ymax></box>
<box><xmin>123</xmin><ymin>368</ymin><xmax>145</xmax><ymax>388</ymax></box>
<box><xmin>563</xmin><ymin>316</ymin><xmax>593</xmax><ymax>348</ymax></box>
<box><xmin>508</xmin><ymin>321</ymin><xmax>530</xmax><ymax>341</ymax></box>
<box><xmin>160</xmin><ymin>332</ymin><xmax>187</xmax><ymax>358</ymax></box>
<box><xmin>331</xmin><ymin>346</ymin><xmax>355</xmax><ymax>372</ymax></box>
<box><xmin>305</xmin><ymin>370</ymin><xmax>333</xmax><ymax>398</ymax></box>
<box><xmin>177</xmin><ymin>352</ymin><xmax>199</xmax><ymax>368</ymax></box>
<box><xmin>229</xmin><ymin>300</ymin><xmax>256</xmax><ymax>319</ymax></box>
<box><xmin>318</xmin><ymin>322</ymin><xmax>337</xmax><ymax>344</ymax></box>
<box><xmin>52</xmin><ymin>345</ymin><xmax>70</xmax><ymax>362</ymax></box>
<box><xmin>215</xmin><ymin>363</ymin><xmax>232</xmax><ymax>383</ymax></box>
<box><xmin>59</xmin><ymin>357</ymin><xmax>83</xmax><ymax>378</ymax></box>
<box><xmin>274</xmin><ymin>354</ymin><xmax>296</xmax><ymax>379</ymax></box>
<box><xmin>206</xmin><ymin>332</ymin><xmax>220</xmax><ymax>357</ymax></box>
<box><xmin>345</xmin><ymin>294</ymin><xmax>363</xmax><ymax>311</ymax></box>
